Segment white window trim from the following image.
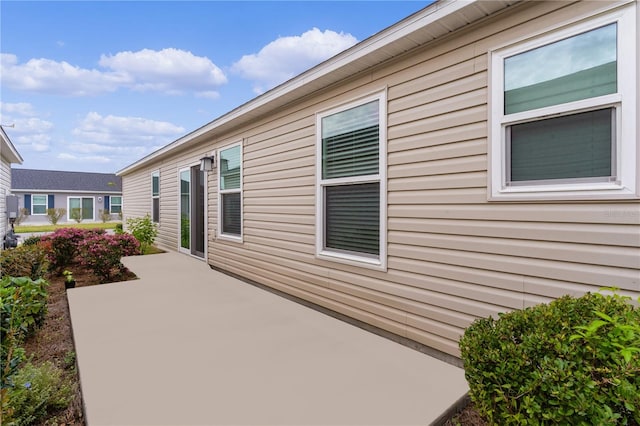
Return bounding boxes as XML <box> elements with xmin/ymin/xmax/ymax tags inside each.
<box><xmin>31</xmin><ymin>194</ymin><xmax>48</xmax><ymax>215</ymax></box>
<box><xmin>315</xmin><ymin>90</ymin><xmax>387</xmax><ymax>271</ymax></box>
<box><xmin>151</xmin><ymin>170</ymin><xmax>160</xmax><ymax>223</ymax></box>
<box><xmin>66</xmin><ymin>196</ymin><xmax>95</xmax><ymax>222</ymax></box>
<box><xmin>488</xmin><ymin>5</ymin><xmax>637</xmax><ymax>201</ymax></box>
<box><xmin>217</xmin><ymin>141</ymin><xmax>243</xmax><ymax>242</ymax></box>
<box><xmin>110</xmin><ymin>196</ymin><xmax>123</xmax><ymax>214</ymax></box>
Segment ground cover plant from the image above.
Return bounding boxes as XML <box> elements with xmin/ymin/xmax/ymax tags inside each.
<box><xmin>459</xmin><ymin>291</ymin><xmax>639</xmax><ymax>425</ymax></box>
<box><xmin>0</xmin><ymin>228</ymin><xmax>143</xmax><ymax>424</ymax></box>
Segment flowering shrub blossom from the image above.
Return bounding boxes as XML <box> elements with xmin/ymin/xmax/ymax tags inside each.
<box><xmin>42</xmin><ymin>228</ymin><xmax>105</xmax><ymax>274</ymax></box>
<box><xmin>77</xmin><ymin>234</ymin><xmax>140</xmax><ymax>283</ymax></box>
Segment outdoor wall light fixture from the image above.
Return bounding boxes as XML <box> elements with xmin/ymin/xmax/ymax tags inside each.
<box><xmin>200</xmin><ymin>154</ymin><xmax>216</xmax><ymax>172</ymax></box>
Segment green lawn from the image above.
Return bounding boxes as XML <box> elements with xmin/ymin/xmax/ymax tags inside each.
<box><xmin>15</xmin><ymin>222</ymin><xmax>121</xmax><ymax>233</ymax></box>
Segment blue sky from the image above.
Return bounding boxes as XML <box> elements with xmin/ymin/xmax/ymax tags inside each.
<box><xmin>1</xmin><ymin>1</ymin><xmax>428</xmax><ymax>174</ymax></box>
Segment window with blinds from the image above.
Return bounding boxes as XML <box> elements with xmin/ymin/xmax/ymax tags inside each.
<box><xmin>489</xmin><ymin>7</ymin><xmax>637</xmax><ymax>200</ymax></box>
<box><xmin>317</xmin><ymin>93</ymin><xmax>386</xmax><ymax>266</ymax></box>
<box><xmin>218</xmin><ymin>143</ymin><xmax>242</xmax><ymax>239</ymax></box>
<box><xmin>151</xmin><ymin>171</ymin><xmax>159</xmax><ymax>223</ymax></box>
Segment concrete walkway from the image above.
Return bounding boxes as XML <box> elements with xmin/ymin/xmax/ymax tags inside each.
<box><xmin>68</xmin><ymin>252</ymin><xmax>468</xmax><ymax>425</ymax></box>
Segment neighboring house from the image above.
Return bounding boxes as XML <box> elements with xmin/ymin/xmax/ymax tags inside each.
<box><xmin>119</xmin><ymin>0</ymin><xmax>640</xmax><ymax>359</ymax></box>
<box><xmin>11</xmin><ymin>169</ymin><xmax>123</xmax><ymax>224</ymax></box>
<box><xmin>1</xmin><ymin>126</ymin><xmax>23</xmax><ymax>246</ymax></box>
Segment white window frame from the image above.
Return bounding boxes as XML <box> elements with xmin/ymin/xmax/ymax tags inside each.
<box><xmin>217</xmin><ymin>141</ymin><xmax>243</xmax><ymax>242</ymax></box>
<box><xmin>110</xmin><ymin>196</ymin><xmax>123</xmax><ymax>214</ymax></box>
<box><xmin>31</xmin><ymin>194</ymin><xmax>48</xmax><ymax>215</ymax></box>
<box><xmin>151</xmin><ymin>170</ymin><xmax>160</xmax><ymax>223</ymax></box>
<box><xmin>488</xmin><ymin>5</ymin><xmax>637</xmax><ymax>201</ymax></box>
<box><xmin>315</xmin><ymin>90</ymin><xmax>387</xmax><ymax>270</ymax></box>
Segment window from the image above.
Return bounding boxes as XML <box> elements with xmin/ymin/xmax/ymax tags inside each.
<box><xmin>218</xmin><ymin>143</ymin><xmax>242</xmax><ymax>240</ymax></box>
<box><xmin>489</xmin><ymin>7</ymin><xmax>637</xmax><ymax>200</ymax></box>
<box><xmin>67</xmin><ymin>197</ymin><xmax>94</xmax><ymax>221</ymax></box>
<box><xmin>316</xmin><ymin>91</ymin><xmax>387</xmax><ymax>268</ymax></box>
<box><xmin>152</xmin><ymin>171</ymin><xmax>159</xmax><ymax>223</ymax></box>
<box><xmin>110</xmin><ymin>196</ymin><xmax>122</xmax><ymax>214</ymax></box>
<box><xmin>31</xmin><ymin>195</ymin><xmax>48</xmax><ymax>215</ymax></box>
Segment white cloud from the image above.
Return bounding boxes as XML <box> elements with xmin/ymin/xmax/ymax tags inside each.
<box><xmin>99</xmin><ymin>48</ymin><xmax>227</xmax><ymax>95</ymax></box>
<box><xmin>72</xmin><ymin>112</ymin><xmax>185</xmax><ymax>145</ymax></box>
<box><xmin>1</xmin><ymin>48</ymin><xmax>227</xmax><ymax>97</ymax></box>
<box><xmin>0</xmin><ymin>102</ymin><xmax>36</xmax><ymax>116</ymax></box>
<box><xmin>232</xmin><ymin>28</ymin><xmax>357</xmax><ymax>94</ymax></box>
<box><xmin>0</xmin><ymin>103</ymin><xmax>54</xmax><ymax>152</ymax></box>
<box><xmin>0</xmin><ymin>53</ymin><xmax>128</xmax><ymax>96</ymax></box>
<box><xmin>59</xmin><ymin>112</ymin><xmax>184</xmax><ymax>166</ymax></box>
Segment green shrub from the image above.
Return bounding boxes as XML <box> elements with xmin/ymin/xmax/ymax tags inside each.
<box><xmin>1</xmin><ymin>277</ymin><xmax>49</xmax><ymax>394</ymax></box>
<box><xmin>98</xmin><ymin>209</ymin><xmax>112</xmax><ymax>223</ymax></box>
<box><xmin>20</xmin><ymin>235</ymin><xmax>42</xmax><ymax>246</ymax></box>
<box><xmin>2</xmin><ymin>362</ymin><xmax>72</xmax><ymax>425</ymax></box>
<box><xmin>69</xmin><ymin>208</ymin><xmax>82</xmax><ymax>223</ymax></box>
<box><xmin>126</xmin><ymin>214</ymin><xmax>158</xmax><ymax>253</ymax></box>
<box><xmin>45</xmin><ymin>208</ymin><xmax>66</xmax><ymax>225</ymax></box>
<box><xmin>114</xmin><ymin>222</ymin><xmax>123</xmax><ymax>234</ymax></box>
<box><xmin>0</xmin><ymin>244</ymin><xmax>49</xmax><ymax>280</ymax></box>
<box><xmin>460</xmin><ymin>292</ymin><xmax>640</xmax><ymax>425</ymax></box>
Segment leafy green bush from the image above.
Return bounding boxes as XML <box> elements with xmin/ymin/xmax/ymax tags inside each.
<box><xmin>46</xmin><ymin>208</ymin><xmax>66</xmax><ymax>225</ymax></box>
<box><xmin>114</xmin><ymin>222</ymin><xmax>124</xmax><ymax>234</ymax></box>
<box><xmin>1</xmin><ymin>277</ymin><xmax>49</xmax><ymax>397</ymax></box>
<box><xmin>98</xmin><ymin>209</ymin><xmax>112</xmax><ymax>223</ymax></box>
<box><xmin>460</xmin><ymin>292</ymin><xmax>640</xmax><ymax>425</ymax></box>
<box><xmin>0</xmin><ymin>244</ymin><xmax>49</xmax><ymax>280</ymax></box>
<box><xmin>2</xmin><ymin>362</ymin><xmax>72</xmax><ymax>425</ymax></box>
<box><xmin>126</xmin><ymin>214</ymin><xmax>158</xmax><ymax>253</ymax></box>
<box><xmin>20</xmin><ymin>235</ymin><xmax>42</xmax><ymax>246</ymax></box>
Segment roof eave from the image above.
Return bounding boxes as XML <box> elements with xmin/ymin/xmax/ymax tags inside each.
<box><xmin>1</xmin><ymin>127</ymin><xmax>24</xmax><ymax>164</ymax></box>
<box><xmin>117</xmin><ymin>0</ymin><xmax>519</xmax><ymax>176</ymax></box>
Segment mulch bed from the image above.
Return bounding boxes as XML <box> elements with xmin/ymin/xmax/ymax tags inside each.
<box><xmin>22</xmin><ymin>265</ymin><xmax>136</xmax><ymax>425</ymax></box>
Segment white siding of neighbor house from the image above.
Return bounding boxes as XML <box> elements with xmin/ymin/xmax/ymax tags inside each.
<box><xmin>122</xmin><ymin>0</ymin><xmax>640</xmax><ymax>358</ymax></box>
<box><xmin>0</xmin><ymin>157</ymin><xmax>10</xmax><ymax>242</ymax></box>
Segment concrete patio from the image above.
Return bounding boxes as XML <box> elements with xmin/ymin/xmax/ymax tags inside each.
<box><xmin>68</xmin><ymin>251</ymin><xmax>468</xmax><ymax>425</ymax></box>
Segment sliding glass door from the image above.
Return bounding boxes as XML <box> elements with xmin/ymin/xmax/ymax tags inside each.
<box><xmin>179</xmin><ymin>166</ymin><xmax>205</xmax><ymax>257</ymax></box>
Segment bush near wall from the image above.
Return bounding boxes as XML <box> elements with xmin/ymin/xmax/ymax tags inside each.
<box><xmin>0</xmin><ymin>244</ymin><xmax>49</xmax><ymax>281</ymax></box>
<box><xmin>460</xmin><ymin>292</ymin><xmax>640</xmax><ymax>425</ymax></box>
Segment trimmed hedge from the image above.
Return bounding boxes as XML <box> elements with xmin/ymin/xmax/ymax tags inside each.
<box><xmin>460</xmin><ymin>292</ymin><xmax>640</xmax><ymax>425</ymax></box>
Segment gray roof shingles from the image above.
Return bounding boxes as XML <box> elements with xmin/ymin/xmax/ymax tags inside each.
<box><xmin>11</xmin><ymin>169</ymin><xmax>122</xmax><ymax>192</ymax></box>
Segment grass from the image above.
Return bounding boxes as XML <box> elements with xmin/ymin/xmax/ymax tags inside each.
<box><xmin>15</xmin><ymin>222</ymin><xmax>121</xmax><ymax>233</ymax></box>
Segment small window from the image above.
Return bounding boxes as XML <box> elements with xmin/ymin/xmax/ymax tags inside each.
<box><xmin>316</xmin><ymin>91</ymin><xmax>387</xmax><ymax>268</ymax></box>
<box><xmin>218</xmin><ymin>143</ymin><xmax>242</xmax><ymax>239</ymax></box>
<box><xmin>110</xmin><ymin>196</ymin><xmax>122</xmax><ymax>214</ymax></box>
<box><xmin>489</xmin><ymin>7</ymin><xmax>637</xmax><ymax>200</ymax></box>
<box><xmin>151</xmin><ymin>171</ymin><xmax>159</xmax><ymax>223</ymax></box>
<box><xmin>31</xmin><ymin>194</ymin><xmax>47</xmax><ymax>215</ymax></box>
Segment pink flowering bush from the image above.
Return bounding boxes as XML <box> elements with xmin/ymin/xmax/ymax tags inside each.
<box><xmin>42</xmin><ymin>228</ymin><xmax>105</xmax><ymax>274</ymax></box>
<box><xmin>77</xmin><ymin>234</ymin><xmax>140</xmax><ymax>283</ymax></box>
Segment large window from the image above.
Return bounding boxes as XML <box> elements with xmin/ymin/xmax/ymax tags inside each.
<box><xmin>151</xmin><ymin>171</ymin><xmax>159</xmax><ymax>223</ymax></box>
<box><xmin>489</xmin><ymin>7</ymin><xmax>637</xmax><ymax>200</ymax></box>
<box><xmin>218</xmin><ymin>143</ymin><xmax>242</xmax><ymax>240</ymax></box>
<box><xmin>31</xmin><ymin>194</ymin><xmax>47</xmax><ymax>215</ymax></box>
<box><xmin>316</xmin><ymin>92</ymin><xmax>387</xmax><ymax>268</ymax></box>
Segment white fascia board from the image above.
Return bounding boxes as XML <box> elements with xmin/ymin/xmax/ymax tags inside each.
<box><xmin>1</xmin><ymin>127</ymin><xmax>24</xmax><ymax>164</ymax></box>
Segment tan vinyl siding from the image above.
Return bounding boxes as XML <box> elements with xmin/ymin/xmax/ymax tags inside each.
<box><xmin>121</xmin><ymin>0</ymin><xmax>640</xmax><ymax>358</ymax></box>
